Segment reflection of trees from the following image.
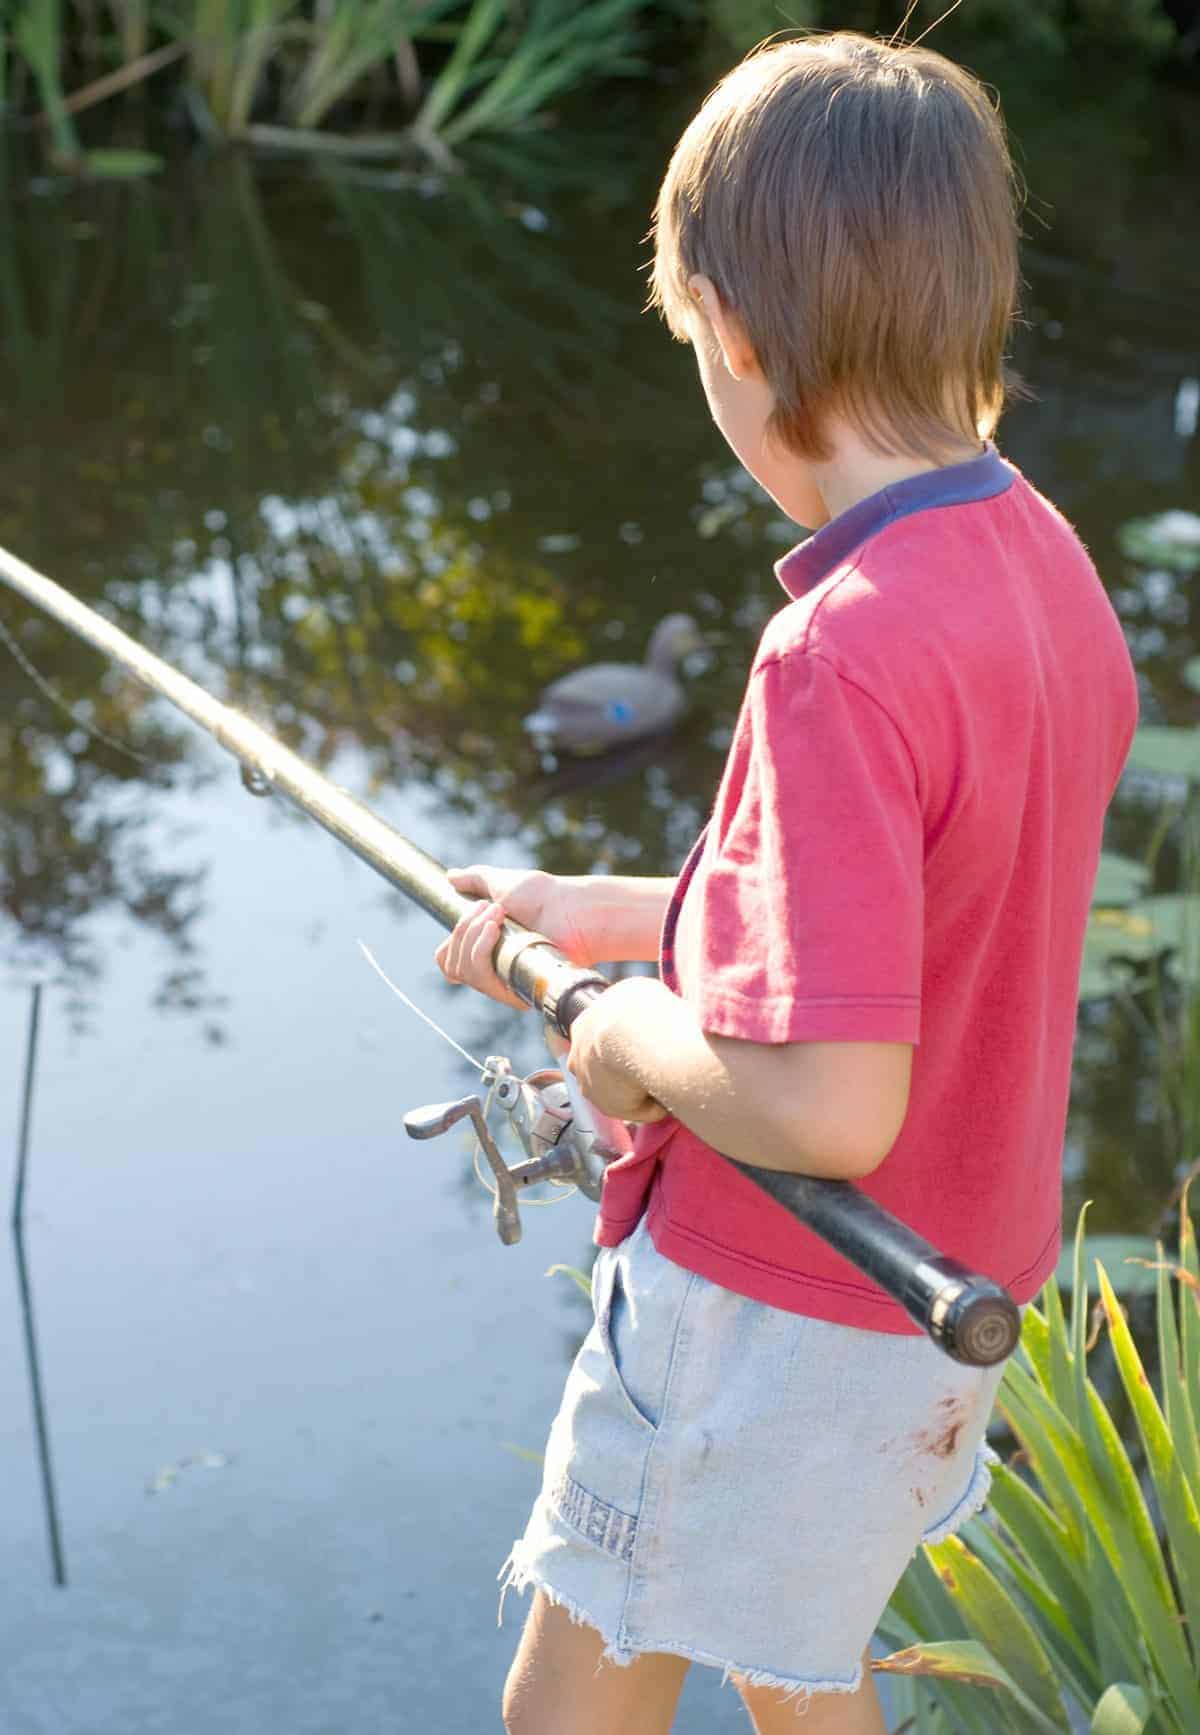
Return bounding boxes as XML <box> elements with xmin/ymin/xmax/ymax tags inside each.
<box><xmin>0</xmin><ymin>584</ymin><xmax>216</xmax><ymax>1027</ymax></box>
<box><xmin>0</xmin><ymin>78</ymin><xmax>1196</xmax><ymax>1207</ymax></box>
<box><xmin>0</xmin><ymin>140</ymin><xmax>743</xmax><ymax>1015</ymax></box>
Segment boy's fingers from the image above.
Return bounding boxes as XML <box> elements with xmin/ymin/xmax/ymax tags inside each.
<box><xmin>468</xmin><ymin>910</ymin><xmax>502</xmax><ymax>982</ymax></box>
<box><xmin>447</xmin><ymin>866</ymin><xmax>486</xmax><ymax>898</ymax></box>
<box><xmin>448</xmin><ymin>864</ymin><xmax>504</xmax><ymax>902</ymax></box>
<box><xmin>438</xmin><ymin>900</ymin><xmax>489</xmax><ymax>982</ymax></box>
<box><xmin>435</xmin><ymin>902</ymin><xmax>528</xmax><ymax>1009</ymax></box>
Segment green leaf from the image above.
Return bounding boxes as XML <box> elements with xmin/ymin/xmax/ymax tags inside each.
<box><xmin>1180</xmin><ymin>1185</ymin><xmax>1200</xmax><ymax>1429</ymax></box>
<box><xmin>498</xmin><ymin>1441</ymin><xmax>544</xmax><ymax>1465</ymax></box>
<box><xmin>1079</xmin><ymin>906</ymin><xmax>1162</xmax><ymax>1001</ymax></box>
<box><xmin>1155</xmin><ymin>1247</ymin><xmax>1200</xmax><ymax>1507</ymax></box>
<box><xmin>1040</xmin><ymin>1266</ymin><xmax>1075</xmax><ymax>1417</ymax></box>
<box><xmin>873</xmin><ymin>1640</ymin><xmax>1065</xmax><ymax>1733</ymax></box>
<box><xmin>1090</xmin><ymin>1683</ymin><xmax>1151</xmax><ymax>1734</ymax></box>
<box><xmin>999</xmin><ymin>1360</ymin><xmax>1181</xmax><ymax>1654</ymax></box>
<box><xmin>987</xmin><ymin>1464</ymin><xmax>1093</xmax><ymax>1670</ymax></box>
<box><xmin>1097</xmin><ymin>1261</ymin><xmax>1200</xmax><ymax>1679</ymax></box>
<box><xmin>1092</xmin><ymin>851</ymin><xmax>1151</xmax><ymax>906</ymax></box>
<box><xmin>82</xmin><ymin>149</ymin><xmax>164</xmax><ymax>179</ymax></box>
<box><xmin>1124</xmin><ymin>726</ymin><xmax>1200</xmax><ymax>783</ymax></box>
<box><xmin>889</xmin><ymin>1213</ymin><xmax>1200</xmax><ymax>1730</ymax></box>
<box><xmin>923</xmin><ymin>1536</ymin><xmax>1070</xmax><ymax>1727</ymax></box>
<box><xmin>1129</xmin><ymin>893</ymin><xmax>1200</xmax><ymax>987</ymax></box>
<box><xmin>545</xmin><ymin>1261</ymin><xmax>592</xmax><ymax>1299</ymax></box>
<box><xmin>967</xmin><ymin>1511</ymin><xmax>1097</xmax><ymax>1707</ymax></box>
<box><xmin>1071</xmin><ymin>1200</ymin><xmax>1091</xmax><ymax>1387</ymax></box>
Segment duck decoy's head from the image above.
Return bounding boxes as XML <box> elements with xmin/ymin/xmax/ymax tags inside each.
<box><xmin>645</xmin><ymin>613</ymin><xmax>704</xmax><ymax>674</ymax></box>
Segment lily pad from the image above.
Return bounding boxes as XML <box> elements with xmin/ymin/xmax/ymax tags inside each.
<box><xmin>1078</xmin><ymin>907</ymin><xmax>1162</xmax><ymax>1001</ymax></box>
<box><xmin>1119</xmin><ymin>511</ymin><xmax>1200</xmax><ymax>573</ymax></box>
<box><xmin>1124</xmin><ymin>725</ymin><xmax>1200</xmax><ymax>782</ymax></box>
<box><xmin>1091</xmin><ymin>851</ymin><xmax>1150</xmax><ymax>906</ymax></box>
<box><xmin>1054</xmin><ymin>1235</ymin><xmax>1160</xmax><ymax>1297</ymax></box>
<box><xmin>1127</xmin><ymin>892</ymin><xmax>1200</xmax><ymax>987</ymax></box>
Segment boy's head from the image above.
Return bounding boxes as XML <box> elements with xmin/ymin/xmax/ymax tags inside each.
<box><xmin>651</xmin><ymin>34</ymin><xmax>1019</xmax><ymax>477</ymax></box>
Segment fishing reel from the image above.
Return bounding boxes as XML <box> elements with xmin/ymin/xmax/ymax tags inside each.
<box><xmin>403</xmin><ymin>1056</ymin><xmax>626</xmax><ymax>1245</ymax></box>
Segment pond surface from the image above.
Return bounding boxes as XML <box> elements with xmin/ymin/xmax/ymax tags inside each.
<box><xmin>1</xmin><ymin>52</ymin><xmax>1198</xmax><ymax>1733</ymax></box>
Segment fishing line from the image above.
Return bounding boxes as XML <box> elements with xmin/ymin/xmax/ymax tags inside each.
<box><xmin>0</xmin><ymin>608</ymin><xmax>170</xmax><ymax>778</ymax></box>
<box><xmin>358</xmin><ymin>940</ymin><xmax>488</xmax><ymax>1074</ymax></box>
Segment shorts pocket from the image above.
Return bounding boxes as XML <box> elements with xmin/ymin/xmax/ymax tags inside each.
<box><xmin>592</xmin><ymin>1238</ymin><xmax>687</xmax><ymax>1435</ymax></box>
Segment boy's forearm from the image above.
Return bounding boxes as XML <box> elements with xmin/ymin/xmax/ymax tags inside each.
<box><xmin>584</xmin><ymin>978</ymin><xmax>906</xmax><ymax>1182</ymax></box>
<box><xmin>569</xmin><ymin>876</ymin><xmax>676</xmax><ymax>965</ymax></box>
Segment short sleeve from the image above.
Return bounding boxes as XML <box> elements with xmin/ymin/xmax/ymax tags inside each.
<box><xmin>682</xmin><ymin>650</ymin><xmax>923</xmax><ymax>1045</ymax></box>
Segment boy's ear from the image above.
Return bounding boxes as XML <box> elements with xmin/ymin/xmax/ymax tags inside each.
<box><xmin>687</xmin><ymin>274</ymin><xmax>762</xmax><ymax>382</ymax></box>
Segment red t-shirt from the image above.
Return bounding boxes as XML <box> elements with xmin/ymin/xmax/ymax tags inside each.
<box><xmin>594</xmin><ymin>445</ymin><xmax>1138</xmax><ymax>1333</ymax></box>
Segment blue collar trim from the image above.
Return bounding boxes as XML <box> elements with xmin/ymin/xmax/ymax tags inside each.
<box><xmin>774</xmin><ymin>443</ymin><xmax>1016</xmax><ymax>599</ymax></box>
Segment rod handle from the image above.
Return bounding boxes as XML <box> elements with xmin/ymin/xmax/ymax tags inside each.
<box><xmin>725</xmin><ymin>1162</ymin><xmax>1021</xmax><ymax>1366</ymax></box>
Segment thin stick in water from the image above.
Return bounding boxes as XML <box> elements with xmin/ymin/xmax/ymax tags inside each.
<box><xmin>11</xmin><ymin>984</ymin><xmax>68</xmax><ymax>1588</ymax></box>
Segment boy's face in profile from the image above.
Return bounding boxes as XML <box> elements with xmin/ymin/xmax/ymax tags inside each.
<box><xmin>684</xmin><ymin>275</ymin><xmax>830</xmax><ymax>532</ymax></box>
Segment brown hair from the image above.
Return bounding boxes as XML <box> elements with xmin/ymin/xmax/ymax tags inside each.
<box><xmin>650</xmin><ymin>34</ymin><xmax>1020</xmax><ymax>463</ymax></box>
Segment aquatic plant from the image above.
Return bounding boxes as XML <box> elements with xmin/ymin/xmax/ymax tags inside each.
<box><xmin>185</xmin><ymin>0</ymin><xmax>299</xmax><ymax>136</ymax></box>
<box><xmin>285</xmin><ymin>0</ymin><xmax>434</xmax><ymax>131</ymax></box>
<box><xmin>878</xmin><ymin>1197</ymin><xmax>1200</xmax><ymax>1734</ymax></box>
<box><xmin>412</xmin><ymin>0</ymin><xmax>646</xmax><ymax>149</ymax></box>
<box><xmin>2</xmin><ymin>0</ymin><xmax>651</xmax><ymax>163</ymax></box>
<box><xmin>11</xmin><ymin>0</ymin><xmax>78</xmax><ymax>162</ymax></box>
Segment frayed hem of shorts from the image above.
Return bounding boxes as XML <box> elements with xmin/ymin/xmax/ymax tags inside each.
<box><xmin>497</xmin><ymin>1543</ymin><xmax>863</xmax><ymax>1705</ymax></box>
<box><xmin>497</xmin><ymin>1544</ymin><xmax>620</xmax><ymax>1659</ymax></box>
<box><xmin>920</xmin><ymin>1442</ymin><xmax>998</xmax><ymax>1545</ymax></box>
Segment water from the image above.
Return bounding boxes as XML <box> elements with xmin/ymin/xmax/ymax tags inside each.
<box><xmin>1</xmin><ymin>53</ymin><xmax>1198</xmax><ymax>1732</ymax></box>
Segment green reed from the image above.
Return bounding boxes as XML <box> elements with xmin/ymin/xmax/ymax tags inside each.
<box><xmin>2</xmin><ymin>0</ymin><xmax>655</xmax><ymax>162</ymax></box>
<box><xmin>879</xmin><ymin>1197</ymin><xmax>1200</xmax><ymax>1734</ymax></box>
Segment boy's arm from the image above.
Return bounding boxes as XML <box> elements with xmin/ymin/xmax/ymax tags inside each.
<box><xmin>437</xmin><ymin>870</ymin><xmax>675</xmax><ymax>1010</ymax></box>
<box><xmin>569</xmin><ymin>876</ymin><xmax>677</xmax><ymax>964</ymax></box>
<box><xmin>566</xmin><ymin>974</ymin><xmax>912</xmax><ymax>1182</ymax></box>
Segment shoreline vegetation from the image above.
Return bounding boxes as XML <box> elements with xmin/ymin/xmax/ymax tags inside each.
<box><xmin>0</xmin><ymin>0</ymin><xmax>1196</xmax><ymax>179</ymax></box>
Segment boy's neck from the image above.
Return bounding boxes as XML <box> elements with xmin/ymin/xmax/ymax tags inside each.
<box><xmin>807</xmin><ymin>424</ymin><xmax>984</xmax><ymax>526</ymax></box>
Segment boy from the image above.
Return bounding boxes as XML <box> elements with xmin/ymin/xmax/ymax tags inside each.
<box><xmin>436</xmin><ymin>32</ymin><xmax>1137</xmax><ymax>1735</ymax></box>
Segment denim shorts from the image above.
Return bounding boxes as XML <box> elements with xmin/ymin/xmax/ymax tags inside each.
<box><xmin>499</xmin><ymin>1215</ymin><xmax>1006</xmax><ymax>1702</ymax></box>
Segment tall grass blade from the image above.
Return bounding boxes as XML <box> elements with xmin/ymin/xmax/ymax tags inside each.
<box><xmin>999</xmin><ymin>1364</ymin><xmax>1195</xmax><ymax>1714</ymax></box>
<box><xmin>971</xmin><ymin>1482</ymin><xmax>1097</xmax><ymax>1703</ymax></box>
<box><xmin>413</xmin><ymin>0</ymin><xmax>505</xmax><ymax>137</ymax></box>
<box><xmin>922</xmin><ymin>1534</ymin><xmax>1070</xmax><ymax>1727</ymax></box>
<box><xmin>1096</xmin><ymin>1260</ymin><xmax>1200</xmax><ymax>1683</ymax></box>
<box><xmin>887</xmin><ymin>1217</ymin><xmax>1200</xmax><ymax>1730</ymax></box>
<box><xmin>1181</xmin><ymin>1182</ymin><xmax>1200</xmax><ymax>1423</ymax></box>
<box><xmin>1153</xmin><ymin>1244</ymin><xmax>1200</xmax><ymax>1502</ymax></box>
<box><xmin>14</xmin><ymin>0</ymin><xmax>79</xmax><ymax>161</ymax></box>
<box><xmin>1090</xmin><ymin>1684</ymin><xmax>1151</xmax><ymax>1734</ymax></box>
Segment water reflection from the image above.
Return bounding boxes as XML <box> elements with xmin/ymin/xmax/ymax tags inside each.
<box><xmin>0</xmin><ymin>72</ymin><xmax>1197</xmax><ymax>1226</ymax></box>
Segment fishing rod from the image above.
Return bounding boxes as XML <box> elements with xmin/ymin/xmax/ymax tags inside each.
<box><xmin>0</xmin><ymin>543</ymin><xmax>1021</xmax><ymax>1367</ymax></box>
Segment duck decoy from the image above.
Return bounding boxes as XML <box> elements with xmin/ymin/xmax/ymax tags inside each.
<box><xmin>523</xmin><ymin>614</ymin><xmax>704</xmax><ymax>756</ymax></box>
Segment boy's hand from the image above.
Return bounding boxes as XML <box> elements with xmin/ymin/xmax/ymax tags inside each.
<box><xmin>562</xmin><ymin>977</ymin><xmax>671</xmax><ymax>1125</ymax></box>
<box><xmin>435</xmin><ymin>865</ymin><xmax>592</xmax><ymax>1010</ymax></box>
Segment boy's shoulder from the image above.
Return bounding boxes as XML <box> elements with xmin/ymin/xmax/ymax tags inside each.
<box><xmin>754</xmin><ymin>469</ymin><xmax>1098</xmax><ymax>696</ymax></box>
